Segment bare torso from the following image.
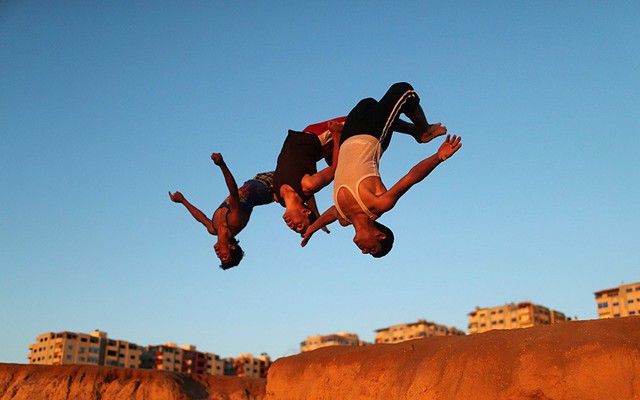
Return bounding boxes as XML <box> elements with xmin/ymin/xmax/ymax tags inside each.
<box><xmin>212</xmin><ymin>205</ymin><xmax>247</xmax><ymax>237</ymax></box>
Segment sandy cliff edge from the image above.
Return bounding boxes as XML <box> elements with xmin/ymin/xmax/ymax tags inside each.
<box><xmin>266</xmin><ymin>317</ymin><xmax>640</xmax><ymax>400</ymax></box>
<box><xmin>0</xmin><ymin>363</ymin><xmax>265</xmax><ymax>400</ymax></box>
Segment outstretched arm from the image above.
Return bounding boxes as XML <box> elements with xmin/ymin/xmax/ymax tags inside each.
<box><xmin>168</xmin><ymin>191</ymin><xmax>215</xmax><ymax>234</ymax></box>
<box><xmin>301</xmin><ymin>206</ymin><xmax>341</xmax><ymax>247</ymax></box>
<box><xmin>301</xmin><ymin>124</ymin><xmax>342</xmax><ymax>195</ymax></box>
<box><xmin>376</xmin><ymin>135</ymin><xmax>462</xmax><ymax>213</ymax></box>
<box><xmin>211</xmin><ymin>153</ymin><xmax>241</xmax><ymax>224</ymax></box>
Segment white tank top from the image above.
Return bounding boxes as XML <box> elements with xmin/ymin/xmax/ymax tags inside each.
<box><xmin>333</xmin><ymin>135</ymin><xmax>382</xmax><ymax>223</ymax></box>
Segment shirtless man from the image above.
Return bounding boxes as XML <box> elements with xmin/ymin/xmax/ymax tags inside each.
<box><xmin>301</xmin><ymin>82</ymin><xmax>462</xmax><ymax>257</ymax></box>
<box><xmin>272</xmin><ymin>117</ymin><xmax>345</xmax><ymax>234</ymax></box>
<box><xmin>169</xmin><ymin>153</ymin><xmax>274</xmax><ymax>270</ymax></box>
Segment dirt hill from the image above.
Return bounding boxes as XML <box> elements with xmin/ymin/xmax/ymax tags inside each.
<box><xmin>266</xmin><ymin>317</ymin><xmax>640</xmax><ymax>400</ymax></box>
<box><xmin>0</xmin><ymin>363</ymin><xmax>265</xmax><ymax>400</ymax></box>
<box><xmin>3</xmin><ymin>318</ymin><xmax>639</xmax><ymax>400</ymax></box>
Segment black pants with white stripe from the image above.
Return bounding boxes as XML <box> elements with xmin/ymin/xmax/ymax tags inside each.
<box><xmin>340</xmin><ymin>82</ymin><xmax>421</xmax><ymax>152</ymax></box>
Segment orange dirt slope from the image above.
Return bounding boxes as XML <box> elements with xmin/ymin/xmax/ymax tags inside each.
<box><xmin>266</xmin><ymin>317</ymin><xmax>640</xmax><ymax>400</ymax></box>
<box><xmin>0</xmin><ymin>363</ymin><xmax>265</xmax><ymax>400</ymax></box>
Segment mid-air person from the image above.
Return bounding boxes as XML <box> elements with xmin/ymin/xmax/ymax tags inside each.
<box><xmin>169</xmin><ymin>153</ymin><xmax>274</xmax><ymax>270</ymax></box>
<box><xmin>272</xmin><ymin>117</ymin><xmax>345</xmax><ymax>234</ymax></box>
<box><xmin>301</xmin><ymin>82</ymin><xmax>462</xmax><ymax>257</ymax></box>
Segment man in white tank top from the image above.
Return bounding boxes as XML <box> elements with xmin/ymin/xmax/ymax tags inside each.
<box><xmin>301</xmin><ymin>83</ymin><xmax>462</xmax><ymax>257</ymax></box>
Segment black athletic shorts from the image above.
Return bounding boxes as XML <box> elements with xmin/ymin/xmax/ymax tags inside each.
<box><xmin>340</xmin><ymin>82</ymin><xmax>421</xmax><ymax>152</ymax></box>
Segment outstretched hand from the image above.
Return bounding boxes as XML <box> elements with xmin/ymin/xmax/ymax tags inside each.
<box><xmin>211</xmin><ymin>153</ymin><xmax>224</xmax><ymax>166</ymax></box>
<box><xmin>168</xmin><ymin>191</ymin><xmax>184</xmax><ymax>203</ymax></box>
<box><xmin>437</xmin><ymin>134</ymin><xmax>462</xmax><ymax>161</ymax></box>
<box><xmin>301</xmin><ymin>230</ymin><xmax>316</xmax><ymax>247</ymax></box>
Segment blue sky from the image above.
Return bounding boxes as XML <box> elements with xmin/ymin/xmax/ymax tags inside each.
<box><xmin>1</xmin><ymin>1</ymin><xmax>639</xmax><ymax>363</ymax></box>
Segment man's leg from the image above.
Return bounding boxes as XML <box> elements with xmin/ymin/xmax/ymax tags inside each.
<box><xmin>374</xmin><ymin>82</ymin><xmax>445</xmax><ymax>148</ymax></box>
<box><xmin>340</xmin><ymin>98</ymin><xmax>378</xmax><ymax>145</ymax></box>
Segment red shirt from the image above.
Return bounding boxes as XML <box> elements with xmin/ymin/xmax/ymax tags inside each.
<box><xmin>302</xmin><ymin>116</ymin><xmax>347</xmax><ymax>164</ymax></box>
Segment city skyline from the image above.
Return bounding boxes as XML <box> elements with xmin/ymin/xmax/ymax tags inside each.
<box><xmin>22</xmin><ymin>283</ymin><xmax>635</xmax><ymax>365</ymax></box>
<box><xmin>2</xmin><ymin>2</ymin><xmax>639</xmax><ymax>364</ymax></box>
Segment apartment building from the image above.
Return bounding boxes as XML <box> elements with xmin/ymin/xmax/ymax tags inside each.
<box><xmin>374</xmin><ymin>320</ymin><xmax>465</xmax><ymax>344</ymax></box>
<box><xmin>27</xmin><ymin>330</ymin><xmax>258</xmax><ymax>378</ymax></box>
<box><xmin>224</xmin><ymin>353</ymin><xmax>271</xmax><ymax>379</ymax></box>
<box><xmin>27</xmin><ymin>330</ymin><xmax>142</xmax><ymax>368</ymax></box>
<box><xmin>468</xmin><ymin>302</ymin><xmax>569</xmax><ymax>334</ymax></box>
<box><xmin>300</xmin><ymin>332</ymin><xmax>367</xmax><ymax>352</ymax></box>
<box><xmin>141</xmin><ymin>343</ymin><xmax>224</xmax><ymax>376</ymax></box>
<box><xmin>594</xmin><ymin>281</ymin><xmax>640</xmax><ymax>318</ymax></box>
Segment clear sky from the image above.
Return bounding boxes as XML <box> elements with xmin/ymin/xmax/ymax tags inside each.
<box><xmin>1</xmin><ymin>1</ymin><xmax>639</xmax><ymax>364</ymax></box>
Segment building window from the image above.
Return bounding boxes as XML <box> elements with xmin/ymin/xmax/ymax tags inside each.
<box><xmin>598</xmin><ymin>302</ymin><xmax>609</xmax><ymax>309</ymax></box>
<box><xmin>89</xmin><ymin>347</ymin><xmax>99</xmax><ymax>354</ymax></box>
<box><xmin>630</xmin><ymin>311</ymin><xmax>636</xmax><ymax>315</ymax></box>
<box><xmin>628</xmin><ymin>300</ymin><xmax>635</xmax><ymax>304</ymax></box>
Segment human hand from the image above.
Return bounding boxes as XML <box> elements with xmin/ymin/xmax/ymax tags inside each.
<box><xmin>436</xmin><ymin>134</ymin><xmax>462</xmax><ymax>162</ymax></box>
<box><xmin>301</xmin><ymin>230</ymin><xmax>316</xmax><ymax>247</ymax></box>
<box><xmin>168</xmin><ymin>191</ymin><xmax>184</xmax><ymax>203</ymax></box>
<box><xmin>211</xmin><ymin>153</ymin><xmax>224</xmax><ymax>165</ymax></box>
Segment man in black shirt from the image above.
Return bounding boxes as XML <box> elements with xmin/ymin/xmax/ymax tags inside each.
<box><xmin>273</xmin><ymin>118</ymin><xmax>343</xmax><ymax>234</ymax></box>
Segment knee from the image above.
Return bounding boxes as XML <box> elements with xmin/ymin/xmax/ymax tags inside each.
<box><xmin>389</xmin><ymin>82</ymin><xmax>414</xmax><ymax>93</ymax></box>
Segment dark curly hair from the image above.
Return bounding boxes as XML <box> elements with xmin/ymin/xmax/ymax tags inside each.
<box><xmin>371</xmin><ymin>221</ymin><xmax>394</xmax><ymax>258</ymax></box>
<box><xmin>219</xmin><ymin>237</ymin><xmax>244</xmax><ymax>270</ymax></box>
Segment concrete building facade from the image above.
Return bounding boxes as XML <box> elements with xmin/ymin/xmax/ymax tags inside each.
<box><xmin>300</xmin><ymin>332</ymin><xmax>366</xmax><ymax>352</ymax></box>
<box><xmin>594</xmin><ymin>281</ymin><xmax>640</xmax><ymax>318</ymax></box>
<box><xmin>468</xmin><ymin>302</ymin><xmax>569</xmax><ymax>334</ymax></box>
<box><xmin>224</xmin><ymin>353</ymin><xmax>271</xmax><ymax>379</ymax></box>
<box><xmin>374</xmin><ymin>320</ymin><xmax>465</xmax><ymax>344</ymax></box>
<box><xmin>141</xmin><ymin>343</ymin><xmax>224</xmax><ymax>376</ymax></box>
<box><xmin>27</xmin><ymin>330</ymin><xmax>267</xmax><ymax>378</ymax></box>
<box><xmin>27</xmin><ymin>330</ymin><xmax>142</xmax><ymax>368</ymax></box>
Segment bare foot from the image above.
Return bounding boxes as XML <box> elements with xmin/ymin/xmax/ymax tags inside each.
<box><xmin>419</xmin><ymin>123</ymin><xmax>447</xmax><ymax>143</ymax></box>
